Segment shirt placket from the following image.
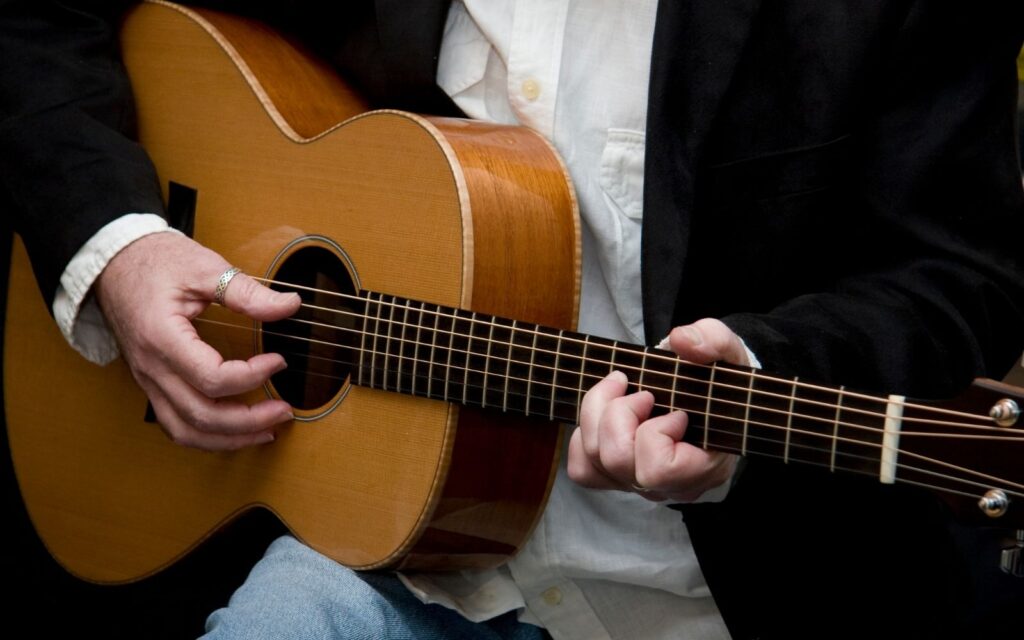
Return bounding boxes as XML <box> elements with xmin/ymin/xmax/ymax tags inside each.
<box><xmin>505</xmin><ymin>0</ymin><xmax>568</xmax><ymax>138</ymax></box>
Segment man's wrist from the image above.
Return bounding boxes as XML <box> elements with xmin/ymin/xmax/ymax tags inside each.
<box><xmin>53</xmin><ymin>213</ymin><xmax>179</xmax><ymax>364</ymax></box>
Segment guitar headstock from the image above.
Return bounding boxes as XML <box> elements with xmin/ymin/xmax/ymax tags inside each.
<box><xmin>900</xmin><ymin>378</ymin><xmax>1024</xmax><ymax>529</ymax></box>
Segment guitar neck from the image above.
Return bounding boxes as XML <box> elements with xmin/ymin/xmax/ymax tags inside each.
<box><xmin>351</xmin><ymin>290</ymin><xmax>902</xmax><ymax>482</ymax></box>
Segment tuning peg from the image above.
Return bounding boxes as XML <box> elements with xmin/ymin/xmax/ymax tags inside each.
<box><xmin>1000</xmin><ymin>530</ymin><xmax>1024</xmax><ymax>577</ymax></box>
<box><xmin>989</xmin><ymin>398</ymin><xmax>1021</xmax><ymax>427</ymax></box>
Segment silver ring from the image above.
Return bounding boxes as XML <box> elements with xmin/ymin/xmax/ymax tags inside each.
<box><xmin>214</xmin><ymin>266</ymin><xmax>242</xmax><ymax>305</ymax></box>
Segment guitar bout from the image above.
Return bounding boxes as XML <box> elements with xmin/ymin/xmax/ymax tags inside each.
<box><xmin>979</xmin><ymin>489</ymin><xmax>1010</xmax><ymax>518</ymax></box>
<box><xmin>989</xmin><ymin>398</ymin><xmax>1020</xmax><ymax>427</ymax></box>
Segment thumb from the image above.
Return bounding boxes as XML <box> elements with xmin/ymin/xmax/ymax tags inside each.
<box><xmin>667</xmin><ymin>318</ymin><xmax>750</xmax><ymax>366</ymax></box>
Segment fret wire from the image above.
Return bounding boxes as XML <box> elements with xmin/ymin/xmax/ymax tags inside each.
<box><xmin>220</xmin><ymin>314</ymin><xmax>1003</xmax><ymax>438</ymax></box>
<box><xmin>704</xmin><ymin>364</ymin><xmax>717</xmax><ymax>450</ymax></box>
<box><xmin>550</xmin><ymin>330</ymin><xmax>564</xmax><ymax>421</ymax></box>
<box><xmin>212</xmin><ymin>317</ymin><xmax>1024</xmax><ymax>494</ymax></box>
<box><xmin>463</xmin><ymin>312</ymin><xmax>476</xmax><ymax>407</ymax></box>
<box><xmin>830</xmin><ymin>386</ymin><xmax>845</xmax><ymax>472</ymax></box>
<box><xmin>270</xmin><ymin>302</ymin><xmax>998</xmax><ymax>429</ymax></box>
<box><xmin>482</xmin><ymin>317</ymin><xmax>496</xmax><ymax>410</ymax></box>
<box><xmin>289</xmin><ymin>342</ymin><xmax>1024</xmax><ymax>493</ymax></box>
<box><xmin>525</xmin><ymin>325</ymin><xmax>539</xmax><ymax>417</ymax></box>
<box><xmin>259</xmin><ymin>284</ymin><xmax>992</xmax><ymax>424</ymax></box>
<box><xmin>638</xmin><ymin>348</ymin><xmax>647</xmax><ymax>391</ymax></box>
<box><xmin>576</xmin><ymin>335</ymin><xmax>590</xmax><ymax>424</ymax></box>
<box><xmin>199</xmin><ymin>314</ymin><xmax>1000</xmax><ymax>433</ymax></box>
<box><xmin>742</xmin><ymin>369</ymin><xmax>755</xmax><ymax>456</ymax></box>
<box><xmin>444</xmin><ymin>308</ymin><xmax>457</xmax><ymax>401</ymax></box>
<box><xmin>256</xmin><ymin>330</ymin><xmax>1015</xmax><ymax>498</ymax></box>
<box><xmin>396</xmin><ymin>299</ymin><xmax>411</xmax><ymax>394</ymax></box>
<box><xmin>212</xmin><ymin>315</ymin><xmax>1011</xmax><ymax>441</ymax></box>
<box><xmin>380</xmin><ymin>295</ymin><xmax>394</xmax><ymax>391</ymax></box>
<box><xmin>411</xmin><ymin>301</ymin><xmax>424</xmax><ymax>397</ymax></box>
<box><xmin>370</xmin><ymin>293</ymin><xmax>386</xmax><ymax>389</ymax></box>
<box><xmin>669</xmin><ymin>357</ymin><xmax>679</xmax><ymax>413</ymax></box>
<box><xmin>503</xmin><ymin>320</ymin><xmax>517</xmax><ymax>413</ymax></box>
<box><xmin>356</xmin><ymin>295</ymin><xmax>369</xmax><ymax>387</ymax></box>
<box><xmin>427</xmin><ymin>302</ymin><xmax>441</xmax><ymax>400</ymax></box>
<box><xmin>785</xmin><ymin>377</ymin><xmax>798</xmax><ymax>464</ymax></box>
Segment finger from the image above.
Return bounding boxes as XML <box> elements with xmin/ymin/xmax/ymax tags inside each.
<box><xmin>155</xmin><ymin>315</ymin><xmax>289</xmax><ymax>398</ymax></box>
<box><xmin>635</xmin><ymin>411</ymin><xmax>737</xmax><ymax>501</ymax></box>
<box><xmin>667</xmin><ymin>318</ymin><xmax>750</xmax><ymax>366</ymax></box>
<box><xmin>596</xmin><ymin>390</ymin><xmax>655</xmax><ymax>486</ymax></box>
<box><xmin>578</xmin><ymin>370</ymin><xmax>630</xmax><ymax>458</ymax></box>
<box><xmin>153</xmin><ymin>367</ymin><xmax>294</xmax><ymax>436</ymax></box>
<box><xmin>142</xmin><ymin>376</ymin><xmax>279</xmax><ymax>451</ymax></box>
<box><xmin>215</xmin><ymin>270</ymin><xmax>301</xmax><ymax>322</ymax></box>
<box><xmin>566</xmin><ymin>428</ymin><xmax>619</xmax><ymax>490</ymax></box>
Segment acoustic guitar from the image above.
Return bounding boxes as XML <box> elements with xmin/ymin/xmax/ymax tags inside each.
<box><xmin>5</xmin><ymin>0</ymin><xmax>1024</xmax><ymax>585</ymax></box>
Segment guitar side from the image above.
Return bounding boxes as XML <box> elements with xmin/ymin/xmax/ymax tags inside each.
<box><xmin>3</xmin><ymin>1</ymin><xmax>579</xmax><ymax>583</ymax></box>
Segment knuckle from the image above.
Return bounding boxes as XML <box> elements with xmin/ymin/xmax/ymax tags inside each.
<box><xmin>234</xmin><ymin>277</ymin><xmax>264</xmax><ymax>310</ymax></box>
<box><xmin>598</xmin><ymin>435</ymin><xmax>632</xmax><ymax>470</ymax></box>
<box><xmin>195</xmin><ymin>370</ymin><xmax>225</xmax><ymax>396</ymax></box>
<box><xmin>183</xmin><ymin>404</ymin><xmax>215</xmax><ymax>432</ymax></box>
<box><xmin>636</xmin><ymin>461</ymin><xmax>672</xmax><ymax>491</ymax></box>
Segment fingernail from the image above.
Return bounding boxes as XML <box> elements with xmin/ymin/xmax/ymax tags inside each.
<box><xmin>259</xmin><ymin>431</ymin><xmax>276</xmax><ymax>445</ymax></box>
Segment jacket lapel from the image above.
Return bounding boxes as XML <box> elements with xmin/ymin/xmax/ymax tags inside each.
<box><xmin>642</xmin><ymin>0</ymin><xmax>762</xmax><ymax>342</ymax></box>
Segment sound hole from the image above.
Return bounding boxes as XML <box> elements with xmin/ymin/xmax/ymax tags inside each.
<box><xmin>263</xmin><ymin>245</ymin><xmax>359</xmax><ymax>411</ymax></box>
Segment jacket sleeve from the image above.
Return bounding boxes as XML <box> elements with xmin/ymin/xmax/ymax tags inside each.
<box><xmin>0</xmin><ymin>0</ymin><xmax>163</xmax><ymax>307</ymax></box>
<box><xmin>681</xmin><ymin>7</ymin><xmax>1024</xmax><ymax>637</ymax></box>
<box><xmin>720</xmin><ymin>4</ymin><xmax>1024</xmax><ymax>399</ymax></box>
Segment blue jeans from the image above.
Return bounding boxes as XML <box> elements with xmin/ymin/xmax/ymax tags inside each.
<box><xmin>202</xmin><ymin>535</ymin><xmax>548</xmax><ymax>640</ymax></box>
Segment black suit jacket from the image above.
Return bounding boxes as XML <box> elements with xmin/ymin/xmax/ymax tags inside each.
<box><xmin>3</xmin><ymin>1</ymin><xmax>1024</xmax><ymax>638</ymax></box>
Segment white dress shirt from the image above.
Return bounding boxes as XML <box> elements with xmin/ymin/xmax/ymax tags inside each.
<box><xmin>401</xmin><ymin>3</ymin><xmax>732</xmax><ymax>639</ymax></box>
<box><xmin>54</xmin><ymin>1</ymin><xmax>733</xmax><ymax>638</ymax></box>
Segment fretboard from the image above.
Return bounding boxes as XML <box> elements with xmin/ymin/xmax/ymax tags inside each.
<box><xmin>353</xmin><ymin>291</ymin><xmax>898</xmax><ymax>478</ymax></box>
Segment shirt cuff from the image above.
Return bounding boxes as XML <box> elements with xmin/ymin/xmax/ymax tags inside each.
<box><xmin>52</xmin><ymin>213</ymin><xmax>180</xmax><ymax>365</ymax></box>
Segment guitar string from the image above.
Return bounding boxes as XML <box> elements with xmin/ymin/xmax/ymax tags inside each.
<box><xmin>268</xmin><ymin>343</ymin><xmax>1024</xmax><ymax>497</ymax></box>
<box><xmin>200</xmin><ymin>311</ymin><xmax>1009</xmax><ymax>435</ymax></box>
<box><xmin>213</xmin><ymin>338</ymin><xmax>1022</xmax><ymax>504</ymax></box>
<box><xmin>248</xmin><ymin>279</ymin><xmax>1005</xmax><ymax>425</ymax></box>
<box><xmin>196</xmin><ymin>318</ymin><xmax>1024</xmax><ymax>495</ymax></box>
<box><xmin>209</xmin><ymin>296</ymin><xmax>1007</xmax><ymax>434</ymax></box>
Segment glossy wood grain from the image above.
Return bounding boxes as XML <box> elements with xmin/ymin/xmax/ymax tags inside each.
<box><xmin>4</xmin><ymin>0</ymin><xmax>578</xmax><ymax>583</ymax></box>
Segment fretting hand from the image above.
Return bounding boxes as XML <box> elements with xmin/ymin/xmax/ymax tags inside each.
<box><xmin>568</xmin><ymin>319</ymin><xmax>749</xmax><ymax>502</ymax></box>
<box><xmin>94</xmin><ymin>232</ymin><xmax>301</xmax><ymax>451</ymax></box>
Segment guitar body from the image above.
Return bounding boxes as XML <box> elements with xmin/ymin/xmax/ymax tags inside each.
<box><xmin>4</xmin><ymin>1</ymin><xmax>579</xmax><ymax>583</ymax></box>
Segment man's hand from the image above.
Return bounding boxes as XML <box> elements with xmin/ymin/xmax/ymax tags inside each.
<box><xmin>94</xmin><ymin>232</ymin><xmax>301</xmax><ymax>451</ymax></box>
<box><xmin>567</xmin><ymin>319</ymin><xmax>748</xmax><ymax>502</ymax></box>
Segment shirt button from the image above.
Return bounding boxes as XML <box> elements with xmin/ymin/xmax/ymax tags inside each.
<box><xmin>521</xmin><ymin>78</ymin><xmax>541</xmax><ymax>101</ymax></box>
<box><xmin>541</xmin><ymin>586</ymin><xmax>563</xmax><ymax>606</ymax></box>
